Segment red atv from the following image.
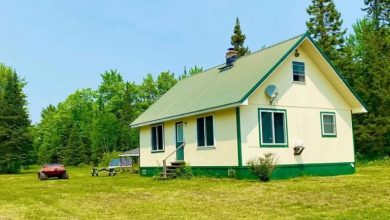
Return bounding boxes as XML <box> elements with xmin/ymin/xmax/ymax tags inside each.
<box><xmin>37</xmin><ymin>164</ymin><xmax>69</xmax><ymax>180</ymax></box>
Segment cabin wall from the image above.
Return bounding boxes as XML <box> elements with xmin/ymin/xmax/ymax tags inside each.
<box><xmin>139</xmin><ymin>108</ymin><xmax>238</xmax><ymax>169</ymax></box>
<box><xmin>240</xmin><ymin>44</ymin><xmax>354</xmax><ymax>166</ymax></box>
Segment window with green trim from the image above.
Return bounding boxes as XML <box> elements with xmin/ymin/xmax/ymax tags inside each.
<box><xmin>259</xmin><ymin>109</ymin><xmax>287</xmax><ymax>146</ymax></box>
<box><xmin>292</xmin><ymin>61</ymin><xmax>305</xmax><ymax>82</ymax></box>
<box><xmin>197</xmin><ymin>116</ymin><xmax>214</xmax><ymax>147</ymax></box>
<box><xmin>321</xmin><ymin>112</ymin><xmax>336</xmax><ymax>137</ymax></box>
<box><xmin>151</xmin><ymin>124</ymin><xmax>164</xmax><ymax>151</ymax></box>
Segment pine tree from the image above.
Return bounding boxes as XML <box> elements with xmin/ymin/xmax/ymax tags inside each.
<box><xmin>347</xmin><ymin>3</ymin><xmax>390</xmax><ymax>158</ymax></box>
<box><xmin>306</xmin><ymin>0</ymin><xmax>347</xmax><ymax>64</ymax></box>
<box><xmin>0</xmin><ymin>64</ymin><xmax>32</xmax><ymax>173</ymax></box>
<box><xmin>363</xmin><ymin>0</ymin><xmax>390</xmax><ymax>28</ymax></box>
<box><xmin>63</xmin><ymin>124</ymin><xmax>86</xmax><ymax>166</ymax></box>
<box><xmin>231</xmin><ymin>17</ymin><xmax>250</xmax><ymax>57</ymax></box>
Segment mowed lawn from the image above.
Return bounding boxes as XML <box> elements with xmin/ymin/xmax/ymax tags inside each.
<box><xmin>0</xmin><ymin>162</ymin><xmax>389</xmax><ymax>220</ymax></box>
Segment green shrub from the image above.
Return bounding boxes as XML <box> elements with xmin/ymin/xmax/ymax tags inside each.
<box><xmin>247</xmin><ymin>153</ymin><xmax>276</xmax><ymax>182</ymax></box>
<box><xmin>176</xmin><ymin>163</ymin><xmax>193</xmax><ymax>179</ymax></box>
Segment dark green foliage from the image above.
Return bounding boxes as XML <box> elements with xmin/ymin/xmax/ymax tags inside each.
<box><xmin>230</xmin><ymin>17</ymin><xmax>250</xmax><ymax>57</ymax></box>
<box><xmin>99</xmin><ymin>151</ymin><xmax>120</xmax><ymax>167</ymax></box>
<box><xmin>363</xmin><ymin>0</ymin><xmax>390</xmax><ymax>28</ymax></box>
<box><xmin>179</xmin><ymin>66</ymin><xmax>204</xmax><ymax>80</ymax></box>
<box><xmin>138</xmin><ymin>74</ymin><xmax>158</xmax><ymax>112</ymax></box>
<box><xmin>188</xmin><ymin>66</ymin><xmax>203</xmax><ymax>76</ymax></box>
<box><xmin>63</xmin><ymin>124</ymin><xmax>87</xmax><ymax>166</ymax></box>
<box><xmin>119</xmin><ymin>82</ymin><xmax>140</xmax><ymax>152</ymax></box>
<box><xmin>34</xmin><ymin>69</ymin><xmax>180</xmax><ymax>166</ymax></box>
<box><xmin>175</xmin><ymin>163</ymin><xmax>193</xmax><ymax>179</ymax></box>
<box><xmin>156</xmin><ymin>71</ymin><xmax>177</xmax><ymax>97</ymax></box>
<box><xmin>306</xmin><ymin>0</ymin><xmax>347</xmax><ymax>65</ymax></box>
<box><xmin>247</xmin><ymin>153</ymin><xmax>276</xmax><ymax>182</ymax></box>
<box><xmin>91</xmin><ymin>112</ymin><xmax>120</xmax><ymax>162</ymax></box>
<box><xmin>0</xmin><ymin>64</ymin><xmax>32</xmax><ymax>173</ymax></box>
<box><xmin>35</xmin><ymin>89</ymin><xmax>95</xmax><ymax>165</ymax></box>
<box><xmin>346</xmin><ymin>17</ymin><xmax>390</xmax><ymax>158</ymax></box>
<box><xmin>98</xmin><ymin>70</ymin><xmax>125</xmax><ymax>114</ymax></box>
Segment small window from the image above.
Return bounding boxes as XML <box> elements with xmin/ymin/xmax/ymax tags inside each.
<box><xmin>197</xmin><ymin>116</ymin><xmax>214</xmax><ymax>147</ymax></box>
<box><xmin>259</xmin><ymin>109</ymin><xmax>288</xmax><ymax>147</ymax></box>
<box><xmin>321</xmin><ymin>112</ymin><xmax>336</xmax><ymax>137</ymax></box>
<box><xmin>151</xmin><ymin>124</ymin><xmax>164</xmax><ymax>151</ymax></box>
<box><xmin>292</xmin><ymin>61</ymin><xmax>305</xmax><ymax>82</ymax></box>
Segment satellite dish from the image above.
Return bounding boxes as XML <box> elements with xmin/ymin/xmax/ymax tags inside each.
<box><xmin>265</xmin><ymin>85</ymin><xmax>279</xmax><ymax>105</ymax></box>
<box><xmin>265</xmin><ymin>85</ymin><xmax>278</xmax><ymax>98</ymax></box>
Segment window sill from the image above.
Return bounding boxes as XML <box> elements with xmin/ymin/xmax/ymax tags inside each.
<box><xmin>260</xmin><ymin>144</ymin><xmax>288</xmax><ymax>148</ymax></box>
<box><xmin>292</xmin><ymin>81</ymin><xmax>306</xmax><ymax>84</ymax></box>
<box><xmin>151</xmin><ymin>150</ymin><xmax>165</xmax><ymax>153</ymax></box>
<box><xmin>322</xmin><ymin>134</ymin><xmax>337</xmax><ymax>138</ymax></box>
<box><xmin>196</xmin><ymin>146</ymin><xmax>216</xmax><ymax>150</ymax></box>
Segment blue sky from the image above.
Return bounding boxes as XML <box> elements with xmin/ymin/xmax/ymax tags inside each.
<box><xmin>0</xmin><ymin>0</ymin><xmax>365</xmax><ymax>123</ymax></box>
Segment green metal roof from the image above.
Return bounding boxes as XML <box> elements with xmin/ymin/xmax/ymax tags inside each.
<box><xmin>131</xmin><ymin>34</ymin><xmax>305</xmax><ymax>127</ymax></box>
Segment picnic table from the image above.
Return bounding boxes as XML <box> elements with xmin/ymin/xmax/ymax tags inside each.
<box><xmin>91</xmin><ymin>167</ymin><xmax>117</xmax><ymax>176</ymax></box>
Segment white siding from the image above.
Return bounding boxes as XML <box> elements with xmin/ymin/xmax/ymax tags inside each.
<box><xmin>240</xmin><ymin>44</ymin><xmax>354</xmax><ymax>165</ymax></box>
<box><xmin>139</xmin><ymin>108</ymin><xmax>238</xmax><ymax>167</ymax></box>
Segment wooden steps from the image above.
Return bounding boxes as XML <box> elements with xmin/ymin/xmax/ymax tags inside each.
<box><xmin>159</xmin><ymin>161</ymin><xmax>185</xmax><ymax>180</ymax></box>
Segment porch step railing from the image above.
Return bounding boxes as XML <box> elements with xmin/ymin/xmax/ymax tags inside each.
<box><xmin>162</xmin><ymin>142</ymin><xmax>185</xmax><ymax>179</ymax></box>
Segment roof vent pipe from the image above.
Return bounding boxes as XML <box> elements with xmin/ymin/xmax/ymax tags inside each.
<box><xmin>226</xmin><ymin>48</ymin><xmax>238</xmax><ymax>66</ymax></box>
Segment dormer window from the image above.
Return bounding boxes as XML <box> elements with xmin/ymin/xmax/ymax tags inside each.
<box><xmin>292</xmin><ymin>61</ymin><xmax>305</xmax><ymax>82</ymax></box>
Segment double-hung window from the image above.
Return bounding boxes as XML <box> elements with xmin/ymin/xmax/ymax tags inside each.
<box><xmin>293</xmin><ymin>61</ymin><xmax>305</xmax><ymax>82</ymax></box>
<box><xmin>321</xmin><ymin>112</ymin><xmax>337</xmax><ymax>137</ymax></box>
<box><xmin>259</xmin><ymin>109</ymin><xmax>288</xmax><ymax>147</ymax></box>
<box><xmin>197</xmin><ymin>116</ymin><xmax>214</xmax><ymax>147</ymax></box>
<box><xmin>151</xmin><ymin>124</ymin><xmax>164</xmax><ymax>151</ymax></box>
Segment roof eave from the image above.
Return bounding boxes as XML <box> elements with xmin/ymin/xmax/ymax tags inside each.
<box><xmin>352</xmin><ymin>107</ymin><xmax>368</xmax><ymax>114</ymax></box>
<box><xmin>130</xmin><ymin>102</ymin><xmax>242</xmax><ymax>128</ymax></box>
<box><xmin>240</xmin><ymin>32</ymin><xmax>367</xmax><ymax>114</ymax></box>
<box><xmin>239</xmin><ymin>33</ymin><xmax>308</xmax><ymax>103</ymax></box>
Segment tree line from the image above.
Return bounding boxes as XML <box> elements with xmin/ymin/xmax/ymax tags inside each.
<box><xmin>0</xmin><ymin>0</ymin><xmax>388</xmax><ymax>173</ymax></box>
<box><xmin>33</xmin><ymin>67</ymin><xmax>203</xmax><ymax>166</ymax></box>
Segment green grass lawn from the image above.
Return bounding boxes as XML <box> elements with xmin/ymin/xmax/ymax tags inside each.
<box><xmin>0</xmin><ymin>162</ymin><xmax>389</xmax><ymax>220</ymax></box>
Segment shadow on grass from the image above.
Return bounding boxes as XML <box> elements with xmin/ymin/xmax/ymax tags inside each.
<box><xmin>38</xmin><ymin>177</ymin><xmax>70</xmax><ymax>181</ymax></box>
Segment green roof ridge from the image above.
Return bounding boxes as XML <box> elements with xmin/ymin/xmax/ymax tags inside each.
<box><xmin>131</xmin><ymin>33</ymin><xmax>309</xmax><ymax>127</ymax></box>
<box><xmin>179</xmin><ymin>33</ymin><xmax>306</xmax><ymax>81</ymax></box>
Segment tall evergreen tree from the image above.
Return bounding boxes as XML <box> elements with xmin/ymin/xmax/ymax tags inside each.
<box><xmin>231</xmin><ymin>17</ymin><xmax>250</xmax><ymax>57</ymax></box>
<box><xmin>0</xmin><ymin>64</ymin><xmax>32</xmax><ymax>173</ymax></box>
<box><xmin>345</xmin><ymin>1</ymin><xmax>390</xmax><ymax>158</ymax></box>
<box><xmin>363</xmin><ymin>0</ymin><xmax>390</xmax><ymax>28</ymax></box>
<box><xmin>306</xmin><ymin>0</ymin><xmax>347</xmax><ymax>64</ymax></box>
